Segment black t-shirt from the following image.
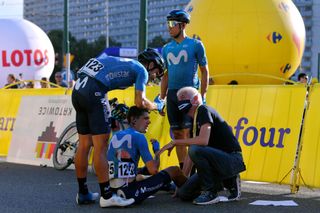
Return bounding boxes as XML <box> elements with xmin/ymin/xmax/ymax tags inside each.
<box><xmin>195</xmin><ymin>105</ymin><xmax>242</xmax><ymax>153</ymax></box>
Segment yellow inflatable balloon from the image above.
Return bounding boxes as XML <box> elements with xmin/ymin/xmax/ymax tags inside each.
<box><xmin>185</xmin><ymin>0</ymin><xmax>305</xmax><ymax>84</ymax></box>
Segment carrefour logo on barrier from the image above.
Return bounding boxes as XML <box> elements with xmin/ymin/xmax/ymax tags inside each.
<box><xmin>233</xmin><ymin>117</ymin><xmax>290</xmax><ymax>148</ymax></box>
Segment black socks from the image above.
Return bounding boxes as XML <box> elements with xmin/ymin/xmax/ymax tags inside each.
<box><xmin>77</xmin><ymin>177</ymin><xmax>89</xmax><ymax>195</ymax></box>
<box><xmin>78</xmin><ymin>178</ymin><xmax>112</xmax><ymax>199</ymax></box>
<box><xmin>99</xmin><ymin>182</ymin><xmax>112</xmax><ymax>199</ymax></box>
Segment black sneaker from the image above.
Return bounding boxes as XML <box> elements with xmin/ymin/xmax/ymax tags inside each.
<box><xmin>193</xmin><ymin>191</ymin><xmax>220</xmax><ymax>205</ymax></box>
<box><xmin>227</xmin><ymin>175</ymin><xmax>241</xmax><ymax>201</ymax></box>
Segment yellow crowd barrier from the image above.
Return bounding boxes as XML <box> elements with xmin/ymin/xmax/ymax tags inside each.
<box><xmin>0</xmin><ymin>88</ymin><xmax>70</xmax><ymax>156</ymax></box>
<box><xmin>298</xmin><ymin>83</ymin><xmax>320</xmax><ymax>189</ymax></box>
<box><xmin>1</xmin><ymin>84</ymin><xmax>319</xmax><ymax>191</ymax></box>
<box><xmin>206</xmin><ymin>85</ymin><xmax>307</xmax><ymax>185</ymax></box>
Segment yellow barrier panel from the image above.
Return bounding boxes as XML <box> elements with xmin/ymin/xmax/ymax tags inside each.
<box><xmin>0</xmin><ymin>88</ymin><xmax>70</xmax><ymax>156</ymax></box>
<box><xmin>299</xmin><ymin>83</ymin><xmax>320</xmax><ymax>188</ymax></box>
<box><xmin>0</xmin><ymin>85</ymin><xmax>312</xmax><ymax>189</ymax></box>
<box><xmin>112</xmin><ymin>84</ymin><xmax>308</xmax><ymax>183</ymax></box>
<box><xmin>206</xmin><ymin>85</ymin><xmax>307</xmax><ymax>184</ymax></box>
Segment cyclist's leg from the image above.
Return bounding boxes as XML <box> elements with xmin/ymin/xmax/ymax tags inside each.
<box><xmin>117</xmin><ymin>171</ymin><xmax>172</xmax><ymax>204</ymax></box>
<box><xmin>72</xmin><ymin>79</ymin><xmax>100</xmax><ymax>204</ymax></box>
<box><xmin>72</xmin><ymin>77</ymin><xmax>107</xmax><ymax>204</ymax></box>
<box><xmin>74</xmin><ymin>136</ymin><xmax>100</xmax><ymax>205</ymax></box>
<box><xmin>92</xmin><ymin>134</ymin><xmax>109</xmax><ymax>183</ymax></box>
<box><xmin>163</xmin><ymin>166</ymin><xmax>187</xmax><ymax>187</ymax></box>
<box><xmin>172</xmin><ymin>129</ymin><xmax>190</xmax><ymax>168</ymax></box>
<box><xmin>75</xmin><ymin>134</ymin><xmax>93</xmax><ymax>178</ymax></box>
<box><xmin>167</xmin><ymin>89</ymin><xmax>192</xmax><ymax>169</ymax></box>
<box><xmin>87</xmin><ymin>89</ymin><xmax>113</xmax><ymax>201</ymax></box>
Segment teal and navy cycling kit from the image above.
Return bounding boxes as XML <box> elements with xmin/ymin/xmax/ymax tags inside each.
<box><xmin>107</xmin><ymin>127</ymin><xmax>171</xmax><ymax>203</ymax></box>
<box><xmin>162</xmin><ymin>37</ymin><xmax>208</xmax><ymax>129</ymax></box>
<box><xmin>71</xmin><ymin>55</ymin><xmax>149</xmax><ymax>135</ymax></box>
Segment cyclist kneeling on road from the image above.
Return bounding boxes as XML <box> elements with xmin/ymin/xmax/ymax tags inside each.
<box><xmin>105</xmin><ymin>106</ymin><xmax>187</xmax><ymax>206</ymax></box>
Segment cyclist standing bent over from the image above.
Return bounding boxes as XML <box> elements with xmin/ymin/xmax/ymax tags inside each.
<box><xmin>71</xmin><ymin>48</ymin><xmax>166</xmax><ymax>207</ymax></box>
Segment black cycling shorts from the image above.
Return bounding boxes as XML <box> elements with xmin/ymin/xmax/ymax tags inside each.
<box><xmin>167</xmin><ymin>89</ymin><xmax>192</xmax><ymax>130</ymax></box>
<box><xmin>117</xmin><ymin>170</ymin><xmax>171</xmax><ymax>204</ymax></box>
<box><xmin>71</xmin><ymin>76</ymin><xmax>111</xmax><ymax>135</ymax></box>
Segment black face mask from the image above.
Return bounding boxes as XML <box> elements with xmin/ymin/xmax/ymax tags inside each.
<box><xmin>178</xmin><ymin>99</ymin><xmax>192</xmax><ymax>114</ymax></box>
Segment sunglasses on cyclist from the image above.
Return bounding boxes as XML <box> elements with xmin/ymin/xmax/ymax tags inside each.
<box><xmin>167</xmin><ymin>20</ymin><xmax>182</xmax><ymax>28</ymax></box>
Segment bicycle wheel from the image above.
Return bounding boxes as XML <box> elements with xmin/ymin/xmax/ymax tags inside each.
<box><xmin>53</xmin><ymin>122</ymin><xmax>78</xmax><ymax>170</ymax></box>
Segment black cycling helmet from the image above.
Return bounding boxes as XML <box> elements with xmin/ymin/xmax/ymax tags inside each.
<box><xmin>167</xmin><ymin>9</ymin><xmax>190</xmax><ymax>24</ymax></box>
<box><xmin>111</xmin><ymin>103</ymin><xmax>129</xmax><ymax>122</ymax></box>
<box><xmin>138</xmin><ymin>48</ymin><xmax>166</xmax><ymax>78</ymax></box>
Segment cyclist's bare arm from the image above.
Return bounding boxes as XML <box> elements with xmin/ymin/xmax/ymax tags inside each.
<box><xmin>200</xmin><ymin>65</ymin><xmax>209</xmax><ymax>99</ymax></box>
<box><xmin>160</xmin><ymin>72</ymin><xmax>168</xmax><ymax>100</ymax></box>
<box><xmin>135</xmin><ymin>90</ymin><xmax>157</xmax><ymax>110</ymax></box>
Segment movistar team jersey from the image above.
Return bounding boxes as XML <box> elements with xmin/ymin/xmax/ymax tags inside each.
<box><xmin>78</xmin><ymin>54</ymin><xmax>148</xmax><ymax>92</ymax></box>
<box><xmin>107</xmin><ymin>127</ymin><xmax>153</xmax><ymax>179</ymax></box>
<box><xmin>162</xmin><ymin>37</ymin><xmax>207</xmax><ymax>90</ymax></box>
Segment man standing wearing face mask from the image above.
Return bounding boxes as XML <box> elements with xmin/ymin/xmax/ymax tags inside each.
<box><xmin>157</xmin><ymin>86</ymin><xmax>246</xmax><ymax>205</ymax></box>
<box><xmin>160</xmin><ymin>9</ymin><xmax>209</xmax><ymax>174</ymax></box>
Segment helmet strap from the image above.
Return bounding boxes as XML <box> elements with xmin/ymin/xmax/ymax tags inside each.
<box><xmin>173</xmin><ymin>23</ymin><xmax>183</xmax><ymax>39</ymax></box>
<box><xmin>146</xmin><ymin>62</ymin><xmax>152</xmax><ymax>72</ymax></box>
<box><xmin>147</xmin><ymin>62</ymin><xmax>161</xmax><ymax>77</ymax></box>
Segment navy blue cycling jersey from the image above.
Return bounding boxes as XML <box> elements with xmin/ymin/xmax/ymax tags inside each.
<box><xmin>107</xmin><ymin>127</ymin><xmax>153</xmax><ymax>179</ymax></box>
<box><xmin>78</xmin><ymin>54</ymin><xmax>148</xmax><ymax>92</ymax></box>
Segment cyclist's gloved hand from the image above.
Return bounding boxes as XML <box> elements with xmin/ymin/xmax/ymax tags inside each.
<box><xmin>202</xmin><ymin>96</ymin><xmax>206</xmax><ymax>105</ymax></box>
<box><xmin>150</xmin><ymin>139</ymin><xmax>160</xmax><ymax>154</ymax></box>
<box><xmin>154</xmin><ymin>95</ymin><xmax>165</xmax><ymax>113</ymax></box>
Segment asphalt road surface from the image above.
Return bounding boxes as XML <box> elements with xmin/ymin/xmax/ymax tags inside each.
<box><xmin>0</xmin><ymin>161</ymin><xmax>319</xmax><ymax>213</ymax></box>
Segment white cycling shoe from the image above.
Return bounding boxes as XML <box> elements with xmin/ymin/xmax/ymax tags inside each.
<box><xmin>100</xmin><ymin>194</ymin><xmax>134</xmax><ymax>208</ymax></box>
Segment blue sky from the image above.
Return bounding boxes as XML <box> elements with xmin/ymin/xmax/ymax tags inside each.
<box><xmin>0</xmin><ymin>0</ymin><xmax>23</xmax><ymax>19</ymax></box>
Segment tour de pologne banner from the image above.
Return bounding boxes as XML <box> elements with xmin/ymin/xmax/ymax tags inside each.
<box><xmin>7</xmin><ymin>95</ymin><xmax>75</xmax><ymax>167</ymax></box>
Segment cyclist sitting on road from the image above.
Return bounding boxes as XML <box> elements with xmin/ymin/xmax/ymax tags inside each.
<box><xmin>71</xmin><ymin>48</ymin><xmax>166</xmax><ymax>207</ymax></box>
<box><xmin>106</xmin><ymin>106</ymin><xmax>187</xmax><ymax>206</ymax></box>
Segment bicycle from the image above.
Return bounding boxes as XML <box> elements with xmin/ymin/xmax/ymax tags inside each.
<box><xmin>52</xmin><ymin>98</ymin><xmax>129</xmax><ymax>170</ymax></box>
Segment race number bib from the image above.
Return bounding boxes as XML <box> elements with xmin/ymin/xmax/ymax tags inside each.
<box><xmin>108</xmin><ymin>161</ymin><xmax>115</xmax><ymax>179</ymax></box>
<box><xmin>108</xmin><ymin>161</ymin><xmax>135</xmax><ymax>178</ymax></box>
<box><xmin>78</xmin><ymin>58</ymin><xmax>104</xmax><ymax>77</ymax></box>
